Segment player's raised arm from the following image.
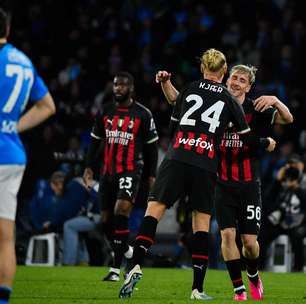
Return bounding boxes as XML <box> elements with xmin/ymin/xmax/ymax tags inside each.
<box><xmin>254</xmin><ymin>95</ymin><xmax>293</xmax><ymax>124</ymax></box>
<box><xmin>227</xmin><ymin>93</ymin><xmax>275</xmax><ymax>150</ymax></box>
<box><xmin>17</xmin><ymin>92</ymin><xmax>56</xmax><ymax>133</ymax></box>
<box><xmin>155</xmin><ymin>70</ymin><xmax>179</xmax><ymax>105</ymax></box>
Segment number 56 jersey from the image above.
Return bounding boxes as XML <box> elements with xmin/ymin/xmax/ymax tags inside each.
<box><xmin>167</xmin><ymin>79</ymin><xmax>250</xmax><ymax>173</ymax></box>
<box><xmin>0</xmin><ymin>43</ymin><xmax>49</xmax><ymax>165</ymax></box>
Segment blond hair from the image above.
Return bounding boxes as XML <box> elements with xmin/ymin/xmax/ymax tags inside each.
<box><xmin>229</xmin><ymin>64</ymin><xmax>258</xmax><ymax>85</ymax></box>
<box><xmin>200</xmin><ymin>48</ymin><xmax>227</xmax><ymax>76</ymax></box>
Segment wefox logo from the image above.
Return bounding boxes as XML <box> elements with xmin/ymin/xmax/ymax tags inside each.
<box><xmin>177</xmin><ymin>136</ymin><xmax>213</xmax><ymax>151</ymax></box>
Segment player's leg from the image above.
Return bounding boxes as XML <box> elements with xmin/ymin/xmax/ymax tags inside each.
<box><xmin>119</xmin><ymin>159</ymin><xmax>185</xmax><ymax>298</ymax></box>
<box><xmin>104</xmin><ymin>199</ymin><xmax>133</xmax><ymax>281</ymax></box>
<box><xmin>221</xmin><ymin>228</ymin><xmax>247</xmax><ymax>301</ymax></box>
<box><xmin>104</xmin><ymin>171</ymin><xmax>142</xmax><ymax>281</ymax></box>
<box><xmin>189</xmin><ymin>168</ymin><xmax>215</xmax><ymax>300</ymax></box>
<box><xmin>239</xmin><ymin>181</ymin><xmax>263</xmax><ymax>300</ymax></box>
<box><xmin>190</xmin><ymin>211</ymin><xmax>213</xmax><ymax>300</ymax></box>
<box><xmin>0</xmin><ymin>165</ymin><xmax>25</xmax><ymax>304</ymax></box>
<box><xmin>98</xmin><ymin>175</ymin><xmax>119</xmax><ymax>281</ymax></box>
<box><xmin>118</xmin><ymin>200</ymin><xmax>166</xmax><ymax>298</ymax></box>
<box><xmin>0</xmin><ymin>219</ymin><xmax>15</xmax><ymax>303</ymax></box>
<box><xmin>215</xmin><ymin>183</ymin><xmax>247</xmax><ymax>301</ymax></box>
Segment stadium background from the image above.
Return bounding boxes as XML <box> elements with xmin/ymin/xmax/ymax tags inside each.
<box><xmin>2</xmin><ymin>0</ymin><xmax>306</xmax><ymax>254</ymax></box>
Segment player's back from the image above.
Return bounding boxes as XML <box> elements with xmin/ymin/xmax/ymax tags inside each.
<box><xmin>0</xmin><ymin>43</ymin><xmax>48</xmax><ymax>165</ymax></box>
<box><xmin>167</xmin><ymin>79</ymin><xmax>249</xmax><ymax>173</ymax></box>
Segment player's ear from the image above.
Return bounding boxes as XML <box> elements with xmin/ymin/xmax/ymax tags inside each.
<box><xmin>200</xmin><ymin>63</ymin><xmax>204</xmax><ymax>74</ymax></box>
<box><xmin>130</xmin><ymin>84</ymin><xmax>134</xmax><ymax>93</ymax></box>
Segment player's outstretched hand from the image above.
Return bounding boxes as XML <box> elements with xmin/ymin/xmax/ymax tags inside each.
<box><xmin>266</xmin><ymin>137</ymin><xmax>276</xmax><ymax>152</ymax></box>
<box><xmin>83</xmin><ymin>167</ymin><xmax>94</xmax><ymax>188</ymax></box>
<box><xmin>155</xmin><ymin>70</ymin><xmax>171</xmax><ymax>83</ymax></box>
<box><xmin>254</xmin><ymin>95</ymin><xmax>278</xmax><ymax>112</ymax></box>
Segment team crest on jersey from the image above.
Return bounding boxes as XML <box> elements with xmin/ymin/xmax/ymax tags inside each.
<box><xmin>118</xmin><ymin>119</ymin><xmax>124</xmax><ymax>127</ymax></box>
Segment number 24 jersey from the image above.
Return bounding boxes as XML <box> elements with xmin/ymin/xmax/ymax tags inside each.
<box><xmin>167</xmin><ymin>79</ymin><xmax>250</xmax><ymax>173</ymax></box>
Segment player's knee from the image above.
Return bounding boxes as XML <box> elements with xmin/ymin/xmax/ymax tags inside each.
<box><xmin>145</xmin><ymin>201</ymin><xmax>166</xmax><ymax>221</ymax></box>
<box><xmin>115</xmin><ymin>200</ymin><xmax>133</xmax><ymax>216</ymax></box>
<box><xmin>242</xmin><ymin>238</ymin><xmax>257</xmax><ymax>252</ymax></box>
<box><xmin>192</xmin><ymin>211</ymin><xmax>210</xmax><ymax>232</ymax></box>
<box><xmin>221</xmin><ymin>228</ymin><xmax>236</xmax><ymax>246</ymax></box>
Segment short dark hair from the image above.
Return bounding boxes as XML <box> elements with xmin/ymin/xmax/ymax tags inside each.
<box><xmin>0</xmin><ymin>7</ymin><xmax>10</xmax><ymax>38</ymax></box>
<box><xmin>114</xmin><ymin>71</ymin><xmax>134</xmax><ymax>85</ymax></box>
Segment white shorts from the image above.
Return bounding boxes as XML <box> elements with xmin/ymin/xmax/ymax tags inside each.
<box><xmin>0</xmin><ymin>165</ymin><xmax>25</xmax><ymax>221</ymax></box>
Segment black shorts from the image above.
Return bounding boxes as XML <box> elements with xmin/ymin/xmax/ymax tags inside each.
<box><xmin>99</xmin><ymin>171</ymin><xmax>141</xmax><ymax>211</ymax></box>
<box><xmin>215</xmin><ymin>180</ymin><xmax>262</xmax><ymax>235</ymax></box>
<box><xmin>148</xmin><ymin>158</ymin><xmax>215</xmax><ymax>214</ymax></box>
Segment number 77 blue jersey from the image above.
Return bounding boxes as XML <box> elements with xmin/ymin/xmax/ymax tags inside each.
<box><xmin>0</xmin><ymin>43</ymin><xmax>49</xmax><ymax>165</ymax></box>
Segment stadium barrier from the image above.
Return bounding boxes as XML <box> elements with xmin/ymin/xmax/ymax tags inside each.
<box><xmin>25</xmin><ymin>233</ymin><xmax>60</xmax><ymax>266</ymax></box>
<box><xmin>267</xmin><ymin>234</ymin><xmax>292</xmax><ymax>272</ymax></box>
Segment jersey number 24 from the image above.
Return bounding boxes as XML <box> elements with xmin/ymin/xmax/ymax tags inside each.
<box><xmin>180</xmin><ymin>94</ymin><xmax>225</xmax><ymax>133</ymax></box>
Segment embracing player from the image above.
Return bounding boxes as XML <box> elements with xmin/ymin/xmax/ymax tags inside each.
<box><xmin>119</xmin><ymin>48</ymin><xmax>259</xmax><ymax>300</ymax></box>
<box><xmin>155</xmin><ymin>64</ymin><xmax>292</xmax><ymax>300</ymax></box>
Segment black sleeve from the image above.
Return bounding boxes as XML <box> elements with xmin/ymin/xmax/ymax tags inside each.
<box><xmin>85</xmin><ymin>137</ymin><xmax>101</xmax><ymax>169</ymax></box>
<box><xmin>169</xmin><ymin>118</ymin><xmax>179</xmax><ymax>138</ymax></box>
<box><xmin>257</xmin><ymin>105</ymin><xmax>278</xmax><ymax>125</ymax></box>
<box><xmin>168</xmin><ymin>90</ymin><xmax>184</xmax><ymax>137</ymax></box>
<box><xmin>172</xmin><ymin>90</ymin><xmax>183</xmax><ymax>120</ymax></box>
<box><xmin>141</xmin><ymin>109</ymin><xmax>159</xmax><ymax>144</ymax></box>
<box><xmin>85</xmin><ymin>112</ymin><xmax>104</xmax><ymax>169</ymax></box>
<box><xmin>143</xmin><ymin>141</ymin><xmax>158</xmax><ymax>178</ymax></box>
<box><xmin>239</xmin><ymin>132</ymin><xmax>270</xmax><ymax>149</ymax></box>
<box><xmin>91</xmin><ymin>111</ymin><xmax>105</xmax><ymax>140</ymax></box>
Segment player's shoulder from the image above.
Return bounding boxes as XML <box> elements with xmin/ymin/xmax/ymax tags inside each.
<box><xmin>243</xmin><ymin>97</ymin><xmax>255</xmax><ymax>110</ymax></box>
<box><xmin>3</xmin><ymin>43</ymin><xmax>33</xmax><ymax>68</ymax></box>
<box><xmin>184</xmin><ymin>79</ymin><xmax>203</xmax><ymax>90</ymax></box>
<box><xmin>134</xmin><ymin>101</ymin><xmax>153</xmax><ymax>116</ymax></box>
<box><xmin>220</xmin><ymin>85</ymin><xmax>234</xmax><ymax>99</ymax></box>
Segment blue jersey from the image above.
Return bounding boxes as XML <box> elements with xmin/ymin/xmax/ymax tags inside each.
<box><xmin>0</xmin><ymin>43</ymin><xmax>49</xmax><ymax>165</ymax></box>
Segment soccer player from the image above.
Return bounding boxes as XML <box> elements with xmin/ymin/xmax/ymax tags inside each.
<box><xmin>83</xmin><ymin>72</ymin><xmax>158</xmax><ymax>281</ymax></box>
<box><xmin>0</xmin><ymin>8</ymin><xmax>56</xmax><ymax>304</ymax></box>
<box><xmin>155</xmin><ymin>65</ymin><xmax>292</xmax><ymax>301</ymax></box>
<box><xmin>119</xmin><ymin>48</ymin><xmax>254</xmax><ymax>300</ymax></box>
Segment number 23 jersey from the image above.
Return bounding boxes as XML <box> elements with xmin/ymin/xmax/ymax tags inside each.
<box><xmin>167</xmin><ymin>79</ymin><xmax>250</xmax><ymax>173</ymax></box>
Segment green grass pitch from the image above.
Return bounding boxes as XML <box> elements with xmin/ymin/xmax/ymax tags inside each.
<box><xmin>11</xmin><ymin>266</ymin><xmax>306</xmax><ymax>303</ymax></box>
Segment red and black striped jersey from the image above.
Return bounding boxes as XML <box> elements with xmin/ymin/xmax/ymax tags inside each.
<box><xmin>91</xmin><ymin>100</ymin><xmax>158</xmax><ymax>175</ymax></box>
<box><xmin>217</xmin><ymin>97</ymin><xmax>277</xmax><ymax>184</ymax></box>
<box><xmin>166</xmin><ymin>79</ymin><xmax>250</xmax><ymax>173</ymax></box>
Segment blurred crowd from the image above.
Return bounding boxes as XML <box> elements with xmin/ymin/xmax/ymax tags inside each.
<box><xmin>4</xmin><ymin>0</ymin><xmax>306</xmax><ymax>268</ymax></box>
